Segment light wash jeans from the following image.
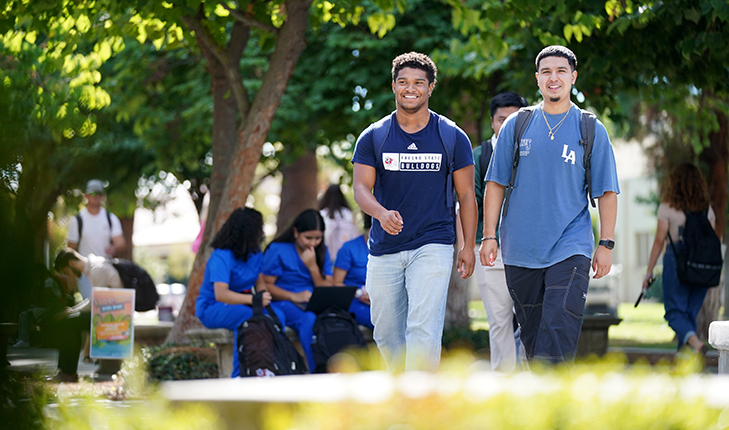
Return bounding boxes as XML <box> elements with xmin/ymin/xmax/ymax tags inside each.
<box><xmin>366</xmin><ymin>243</ymin><xmax>454</xmax><ymax>371</ymax></box>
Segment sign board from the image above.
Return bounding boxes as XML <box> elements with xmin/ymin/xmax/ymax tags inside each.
<box><xmin>90</xmin><ymin>287</ymin><xmax>135</xmax><ymax>359</ymax></box>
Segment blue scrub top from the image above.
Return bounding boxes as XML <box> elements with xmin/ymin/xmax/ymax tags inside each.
<box><xmin>198</xmin><ymin>248</ymin><xmax>263</xmax><ymax>306</ymax></box>
<box><xmin>262</xmin><ymin>242</ymin><xmax>333</xmax><ymax>293</ymax></box>
<box><xmin>334</xmin><ymin>235</ymin><xmax>368</xmax><ymax>287</ymax></box>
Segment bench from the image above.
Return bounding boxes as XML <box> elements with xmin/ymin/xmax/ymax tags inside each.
<box><xmin>135</xmin><ymin>321</ymin><xmax>174</xmax><ymax>347</ymax></box>
<box><xmin>576</xmin><ymin>314</ymin><xmax>622</xmax><ymax>357</ymax></box>
<box><xmin>186</xmin><ymin>325</ymin><xmax>374</xmax><ymax>378</ymax></box>
<box><xmin>709</xmin><ymin>321</ymin><xmax>729</xmax><ymax>374</ymax></box>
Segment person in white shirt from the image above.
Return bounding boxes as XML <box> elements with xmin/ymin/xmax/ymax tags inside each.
<box><xmin>66</xmin><ymin>179</ymin><xmax>125</xmax><ymax>258</ymax></box>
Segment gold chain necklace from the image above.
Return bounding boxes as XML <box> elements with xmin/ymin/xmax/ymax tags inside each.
<box><xmin>541</xmin><ymin>105</ymin><xmax>570</xmax><ymax>140</ymax></box>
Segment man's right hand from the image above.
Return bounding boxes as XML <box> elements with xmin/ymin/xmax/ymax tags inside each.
<box><xmin>479</xmin><ymin>240</ymin><xmax>498</xmax><ymax>267</ymax></box>
<box><xmin>378</xmin><ymin>210</ymin><xmax>404</xmax><ymax>235</ymax></box>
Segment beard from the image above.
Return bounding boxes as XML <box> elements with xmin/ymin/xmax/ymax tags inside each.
<box><xmin>549</xmin><ymin>96</ymin><xmax>561</xmax><ymax>103</ymax></box>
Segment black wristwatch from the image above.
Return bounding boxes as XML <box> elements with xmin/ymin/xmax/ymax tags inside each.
<box><xmin>598</xmin><ymin>239</ymin><xmax>615</xmax><ymax>250</ymax></box>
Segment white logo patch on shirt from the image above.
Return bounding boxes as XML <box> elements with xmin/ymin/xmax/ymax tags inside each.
<box><xmin>407</xmin><ymin>142</ymin><xmax>418</xmax><ymax>150</ymax></box>
<box><xmin>383</xmin><ymin>153</ymin><xmax>442</xmax><ymax>171</ymax></box>
<box><xmin>519</xmin><ymin>139</ymin><xmax>532</xmax><ymax>156</ymax></box>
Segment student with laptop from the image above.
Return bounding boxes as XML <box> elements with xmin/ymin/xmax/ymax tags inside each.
<box><xmin>262</xmin><ymin>209</ymin><xmax>334</xmax><ymax>372</ymax></box>
<box><xmin>333</xmin><ymin>213</ymin><xmax>374</xmax><ymax>329</ymax></box>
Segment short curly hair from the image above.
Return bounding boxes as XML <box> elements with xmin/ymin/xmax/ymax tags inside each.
<box><xmin>535</xmin><ymin>45</ymin><xmax>577</xmax><ymax>71</ymax></box>
<box><xmin>392</xmin><ymin>52</ymin><xmax>437</xmax><ymax>86</ymax></box>
<box><xmin>210</xmin><ymin>207</ymin><xmax>264</xmax><ymax>261</ymax></box>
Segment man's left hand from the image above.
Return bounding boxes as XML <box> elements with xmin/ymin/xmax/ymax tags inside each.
<box><xmin>592</xmin><ymin>246</ymin><xmax>612</xmax><ymax>279</ymax></box>
<box><xmin>457</xmin><ymin>247</ymin><xmax>475</xmax><ymax>279</ymax></box>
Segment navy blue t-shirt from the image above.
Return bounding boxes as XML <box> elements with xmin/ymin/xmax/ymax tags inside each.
<box><xmin>352</xmin><ymin>111</ymin><xmax>473</xmax><ymax>256</ymax></box>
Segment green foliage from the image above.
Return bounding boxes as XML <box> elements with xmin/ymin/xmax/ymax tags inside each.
<box><xmin>144</xmin><ymin>344</ymin><xmax>218</xmax><ymax>381</ymax></box>
<box><xmin>442</xmin><ymin>326</ymin><xmax>490</xmax><ymax>353</ymax></box>
<box><xmin>0</xmin><ymin>371</ymin><xmax>48</xmax><ymax>430</ymax></box>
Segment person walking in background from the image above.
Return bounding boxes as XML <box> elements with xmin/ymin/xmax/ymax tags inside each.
<box><xmin>333</xmin><ymin>213</ymin><xmax>374</xmax><ymax>329</ymax></box>
<box><xmin>480</xmin><ymin>45</ymin><xmax>619</xmax><ymax>363</ymax></box>
<box><xmin>319</xmin><ymin>184</ymin><xmax>359</xmax><ymax>262</ymax></box>
<box><xmin>195</xmin><ymin>207</ymin><xmax>277</xmax><ymax>378</ymax></box>
<box><xmin>352</xmin><ymin>52</ymin><xmax>477</xmax><ymax>371</ymax></box>
<box><xmin>643</xmin><ymin>163</ymin><xmax>716</xmax><ymax>354</ymax></box>
<box><xmin>473</xmin><ymin>92</ymin><xmax>528</xmax><ymax>372</ymax></box>
<box><xmin>262</xmin><ymin>209</ymin><xmax>333</xmax><ymax>372</ymax></box>
<box><xmin>66</xmin><ymin>179</ymin><xmax>125</xmax><ymax>259</ymax></box>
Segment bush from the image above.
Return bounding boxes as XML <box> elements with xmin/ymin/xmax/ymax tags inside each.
<box><xmin>144</xmin><ymin>344</ymin><xmax>218</xmax><ymax>381</ymax></box>
<box><xmin>442</xmin><ymin>327</ymin><xmax>490</xmax><ymax>354</ymax></box>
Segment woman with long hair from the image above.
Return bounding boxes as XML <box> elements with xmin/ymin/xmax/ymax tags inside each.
<box><xmin>262</xmin><ymin>209</ymin><xmax>333</xmax><ymax>371</ymax></box>
<box><xmin>196</xmin><ymin>207</ymin><xmax>275</xmax><ymax>377</ymax></box>
<box><xmin>643</xmin><ymin>163</ymin><xmax>716</xmax><ymax>354</ymax></box>
<box><xmin>319</xmin><ymin>184</ymin><xmax>359</xmax><ymax>262</ymax></box>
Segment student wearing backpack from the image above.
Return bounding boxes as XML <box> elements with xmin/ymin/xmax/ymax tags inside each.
<box><xmin>480</xmin><ymin>45</ymin><xmax>620</xmax><ymax>363</ymax></box>
<box><xmin>643</xmin><ymin>163</ymin><xmax>717</xmax><ymax>354</ymax></box>
<box><xmin>471</xmin><ymin>92</ymin><xmax>529</xmax><ymax>372</ymax></box>
<box><xmin>195</xmin><ymin>207</ymin><xmax>278</xmax><ymax>378</ymax></box>
<box><xmin>262</xmin><ymin>209</ymin><xmax>334</xmax><ymax>372</ymax></box>
<box><xmin>352</xmin><ymin>52</ymin><xmax>477</xmax><ymax>371</ymax></box>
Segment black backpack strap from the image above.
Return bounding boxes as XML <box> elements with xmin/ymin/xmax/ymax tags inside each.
<box><xmin>502</xmin><ymin>107</ymin><xmax>535</xmax><ymax>217</ymax></box>
<box><xmin>579</xmin><ymin>110</ymin><xmax>597</xmax><ymax>208</ymax></box>
<box><xmin>479</xmin><ymin>139</ymin><xmax>493</xmax><ymax>183</ymax></box>
<box><xmin>106</xmin><ymin>209</ymin><xmax>113</xmax><ymax>244</ymax></box>
<box><xmin>75</xmin><ymin>214</ymin><xmax>83</xmax><ymax>248</ymax></box>
<box><xmin>372</xmin><ymin>111</ymin><xmax>396</xmax><ymax>169</ymax></box>
<box><xmin>252</xmin><ymin>291</ymin><xmax>285</xmax><ymax>330</ymax></box>
<box><xmin>435</xmin><ymin>112</ymin><xmax>458</xmax><ymax>209</ymax></box>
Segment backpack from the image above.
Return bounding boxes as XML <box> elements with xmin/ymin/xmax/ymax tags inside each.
<box><xmin>372</xmin><ymin>110</ymin><xmax>459</xmax><ymax>208</ymax></box>
<box><xmin>479</xmin><ymin>139</ymin><xmax>493</xmax><ymax>183</ymax></box>
<box><xmin>237</xmin><ymin>293</ymin><xmax>307</xmax><ymax>377</ymax></box>
<box><xmin>311</xmin><ymin>306</ymin><xmax>366</xmax><ymax>373</ymax></box>
<box><xmin>109</xmin><ymin>258</ymin><xmax>160</xmax><ymax>311</ymax></box>
<box><xmin>502</xmin><ymin>106</ymin><xmax>597</xmax><ymax>217</ymax></box>
<box><xmin>667</xmin><ymin>210</ymin><xmax>723</xmax><ymax>288</ymax></box>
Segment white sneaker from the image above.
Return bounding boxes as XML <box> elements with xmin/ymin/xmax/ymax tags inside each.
<box><xmin>13</xmin><ymin>340</ymin><xmax>29</xmax><ymax>348</ymax></box>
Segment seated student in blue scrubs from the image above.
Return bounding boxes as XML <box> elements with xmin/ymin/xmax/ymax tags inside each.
<box><xmin>196</xmin><ymin>207</ymin><xmax>278</xmax><ymax>378</ymax></box>
<box><xmin>333</xmin><ymin>213</ymin><xmax>374</xmax><ymax>329</ymax></box>
<box><xmin>262</xmin><ymin>209</ymin><xmax>333</xmax><ymax>372</ymax></box>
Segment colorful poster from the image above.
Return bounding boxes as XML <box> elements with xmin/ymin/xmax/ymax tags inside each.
<box><xmin>90</xmin><ymin>287</ymin><xmax>135</xmax><ymax>359</ymax></box>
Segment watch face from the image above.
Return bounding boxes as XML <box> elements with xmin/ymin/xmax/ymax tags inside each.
<box><xmin>600</xmin><ymin>240</ymin><xmax>615</xmax><ymax>250</ymax></box>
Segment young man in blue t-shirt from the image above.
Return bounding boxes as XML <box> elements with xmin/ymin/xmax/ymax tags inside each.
<box><xmin>352</xmin><ymin>52</ymin><xmax>477</xmax><ymax>371</ymax></box>
<box><xmin>480</xmin><ymin>45</ymin><xmax>620</xmax><ymax>363</ymax></box>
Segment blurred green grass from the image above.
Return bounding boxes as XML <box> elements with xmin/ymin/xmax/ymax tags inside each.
<box><xmin>468</xmin><ymin>301</ymin><xmax>676</xmax><ymax>349</ymax></box>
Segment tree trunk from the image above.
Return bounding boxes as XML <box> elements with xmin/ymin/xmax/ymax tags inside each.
<box><xmin>277</xmin><ymin>149</ymin><xmax>318</xmax><ymax>232</ymax></box>
<box><xmin>118</xmin><ymin>216</ymin><xmax>134</xmax><ymax>261</ymax></box>
<box><xmin>166</xmin><ymin>0</ymin><xmax>313</xmax><ymax>344</ymax></box>
<box><xmin>445</xmin><ymin>247</ymin><xmax>471</xmax><ymax>329</ymax></box>
<box><xmin>696</xmin><ymin>107</ymin><xmax>728</xmax><ymax>340</ymax></box>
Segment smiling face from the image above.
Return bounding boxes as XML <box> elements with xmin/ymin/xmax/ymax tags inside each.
<box><xmin>536</xmin><ymin>56</ymin><xmax>577</xmax><ymax>108</ymax></box>
<box><xmin>294</xmin><ymin>228</ymin><xmax>323</xmax><ymax>252</ymax></box>
<box><xmin>392</xmin><ymin>67</ymin><xmax>433</xmax><ymax>114</ymax></box>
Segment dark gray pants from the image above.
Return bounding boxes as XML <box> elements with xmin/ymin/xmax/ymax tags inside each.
<box><xmin>505</xmin><ymin>255</ymin><xmax>590</xmax><ymax>363</ymax></box>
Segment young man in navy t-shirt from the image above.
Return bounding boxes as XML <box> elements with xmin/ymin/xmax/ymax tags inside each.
<box><xmin>480</xmin><ymin>45</ymin><xmax>619</xmax><ymax>363</ymax></box>
<box><xmin>352</xmin><ymin>52</ymin><xmax>477</xmax><ymax>371</ymax></box>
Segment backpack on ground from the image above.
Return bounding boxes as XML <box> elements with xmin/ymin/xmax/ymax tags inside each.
<box><xmin>667</xmin><ymin>210</ymin><xmax>723</xmax><ymax>288</ymax></box>
<box><xmin>237</xmin><ymin>293</ymin><xmax>307</xmax><ymax>377</ymax></box>
<box><xmin>371</xmin><ymin>109</ymin><xmax>459</xmax><ymax>208</ymax></box>
<box><xmin>109</xmin><ymin>258</ymin><xmax>160</xmax><ymax>312</ymax></box>
<box><xmin>311</xmin><ymin>306</ymin><xmax>366</xmax><ymax>373</ymax></box>
<box><xmin>502</xmin><ymin>106</ymin><xmax>597</xmax><ymax>217</ymax></box>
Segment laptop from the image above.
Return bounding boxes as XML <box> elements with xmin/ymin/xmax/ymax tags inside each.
<box><xmin>295</xmin><ymin>286</ymin><xmax>359</xmax><ymax>314</ymax></box>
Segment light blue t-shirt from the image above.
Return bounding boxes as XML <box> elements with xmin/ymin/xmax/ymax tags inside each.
<box><xmin>262</xmin><ymin>242</ymin><xmax>333</xmax><ymax>293</ymax></box>
<box><xmin>334</xmin><ymin>235</ymin><xmax>369</xmax><ymax>287</ymax></box>
<box><xmin>352</xmin><ymin>111</ymin><xmax>474</xmax><ymax>256</ymax></box>
<box><xmin>486</xmin><ymin>103</ymin><xmax>620</xmax><ymax>268</ymax></box>
<box><xmin>197</xmin><ymin>248</ymin><xmax>263</xmax><ymax>307</ymax></box>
